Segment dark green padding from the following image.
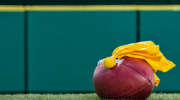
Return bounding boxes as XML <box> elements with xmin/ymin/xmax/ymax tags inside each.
<box><xmin>0</xmin><ymin>12</ymin><xmax>25</xmax><ymax>92</ymax></box>
<box><xmin>28</xmin><ymin>11</ymin><xmax>136</xmax><ymax>92</ymax></box>
<box><xmin>140</xmin><ymin>11</ymin><xmax>180</xmax><ymax>92</ymax></box>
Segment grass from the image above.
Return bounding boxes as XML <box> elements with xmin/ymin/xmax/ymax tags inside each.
<box><xmin>0</xmin><ymin>93</ymin><xmax>180</xmax><ymax>100</ymax></box>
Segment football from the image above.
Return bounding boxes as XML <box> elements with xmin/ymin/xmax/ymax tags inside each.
<box><xmin>93</xmin><ymin>57</ymin><xmax>155</xmax><ymax>99</ymax></box>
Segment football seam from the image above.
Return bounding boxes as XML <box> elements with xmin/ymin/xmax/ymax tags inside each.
<box><xmin>112</xmin><ymin>63</ymin><xmax>151</xmax><ymax>99</ymax></box>
<box><xmin>113</xmin><ymin>83</ymin><xmax>150</xmax><ymax>99</ymax></box>
<box><xmin>122</xmin><ymin>63</ymin><xmax>153</xmax><ymax>87</ymax></box>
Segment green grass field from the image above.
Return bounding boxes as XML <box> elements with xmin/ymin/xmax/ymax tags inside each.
<box><xmin>0</xmin><ymin>93</ymin><xmax>180</xmax><ymax>100</ymax></box>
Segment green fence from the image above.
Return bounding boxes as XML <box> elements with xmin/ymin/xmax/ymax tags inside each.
<box><xmin>0</xmin><ymin>12</ymin><xmax>25</xmax><ymax>93</ymax></box>
<box><xmin>27</xmin><ymin>11</ymin><xmax>136</xmax><ymax>93</ymax></box>
<box><xmin>0</xmin><ymin>5</ymin><xmax>179</xmax><ymax>93</ymax></box>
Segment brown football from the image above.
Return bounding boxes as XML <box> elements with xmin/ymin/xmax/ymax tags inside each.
<box><xmin>93</xmin><ymin>57</ymin><xmax>155</xmax><ymax>100</ymax></box>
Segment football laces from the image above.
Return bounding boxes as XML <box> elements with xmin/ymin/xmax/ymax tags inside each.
<box><xmin>97</xmin><ymin>59</ymin><xmax>124</xmax><ymax>67</ymax></box>
<box><xmin>115</xmin><ymin>59</ymin><xmax>124</xmax><ymax>67</ymax></box>
<box><xmin>98</xmin><ymin>59</ymin><xmax>104</xmax><ymax>65</ymax></box>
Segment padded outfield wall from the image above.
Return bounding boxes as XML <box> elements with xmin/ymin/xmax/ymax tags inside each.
<box><xmin>0</xmin><ymin>5</ymin><xmax>180</xmax><ymax>93</ymax></box>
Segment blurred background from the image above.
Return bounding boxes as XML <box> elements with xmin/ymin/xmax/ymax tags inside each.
<box><xmin>0</xmin><ymin>0</ymin><xmax>180</xmax><ymax>94</ymax></box>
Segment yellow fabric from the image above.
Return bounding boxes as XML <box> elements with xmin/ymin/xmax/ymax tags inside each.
<box><xmin>103</xmin><ymin>41</ymin><xmax>175</xmax><ymax>86</ymax></box>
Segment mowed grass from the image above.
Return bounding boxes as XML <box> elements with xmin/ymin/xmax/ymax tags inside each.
<box><xmin>0</xmin><ymin>93</ymin><xmax>180</xmax><ymax>100</ymax></box>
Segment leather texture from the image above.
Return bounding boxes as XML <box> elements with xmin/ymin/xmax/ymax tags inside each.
<box><xmin>93</xmin><ymin>57</ymin><xmax>155</xmax><ymax>100</ymax></box>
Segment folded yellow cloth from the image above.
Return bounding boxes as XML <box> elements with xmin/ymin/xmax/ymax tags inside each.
<box><xmin>103</xmin><ymin>41</ymin><xmax>175</xmax><ymax>86</ymax></box>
